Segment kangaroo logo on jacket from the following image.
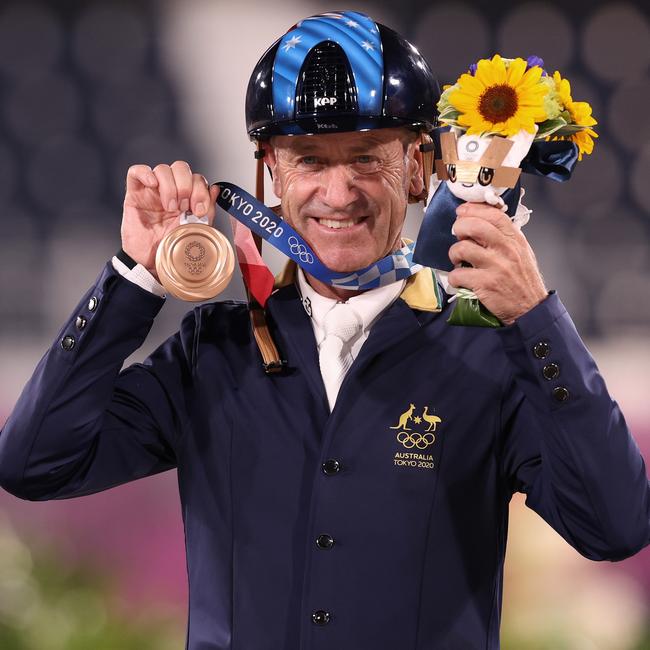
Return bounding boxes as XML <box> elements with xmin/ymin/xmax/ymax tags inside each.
<box><xmin>390</xmin><ymin>403</ymin><xmax>442</xmax><ymax>470</ymax></box>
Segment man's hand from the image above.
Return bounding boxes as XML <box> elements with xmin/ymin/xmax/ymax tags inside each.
<box><xmin>121</xmin><ymin>161</ymin><xmax>220</xmax><ymax>277</ymax></box>
<box><xmin>447</xmin><ymin>202</ymin><xmax>548</xmax><ymax>325</ymax></box>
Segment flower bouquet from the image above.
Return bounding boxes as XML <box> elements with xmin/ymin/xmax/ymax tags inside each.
<box><xmin>413</xmin><ymin>54</ymin><xmax>597</xmax><ymax>327</ymax></box>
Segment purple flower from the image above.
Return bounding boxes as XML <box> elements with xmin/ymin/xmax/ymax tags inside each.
<box><xmin>468</xmin><ymin>62</ymin><xmax>477</xmax><ymax>75</ymax></box>
<box><xmin>526</xmin><ymin>55</ymin><xmax>547</xmax><ymax>76</ymax></box>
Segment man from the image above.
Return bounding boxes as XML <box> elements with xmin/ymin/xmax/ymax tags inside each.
<box><xmin>0</xmin><ymin>10</ymin><xmax>648</xmax><ymax>650</ymax></box>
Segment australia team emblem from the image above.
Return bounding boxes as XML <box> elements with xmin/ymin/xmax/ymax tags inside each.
<box><xmin>390</xmin><ymin>403</ymin><xmax>442</xmax><ymax>470</ymax></box>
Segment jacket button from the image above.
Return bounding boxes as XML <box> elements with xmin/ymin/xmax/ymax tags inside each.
<box><xmin>75</xmin><ymin>316</ymin><xmax>87</xmax><ymax>330</ymax></box>
<box><xmin>88</xmin><ymin>296</ymin><xmax>98</xmax><ymax>311</ymax></box>
<box><xmin>316</xmin><ymin>534</ymin><xmax>335</xmax><ymax>550</ymax></box>
<box><xmin>553</xmin><ymin>386</ymin><xmax>570</xmax><ymax>402</ymax></box>
<box><xmin>533</xmin><ymin>341</ymin><xmax>551</xmax><ymax>359</ymax></box>
<box><xmin>542</xmin><ymin>362</ymin><xmax>559</xmax><ymax>380</ymax></box>
<box><xmin>322</xmin><ymin>459</ymin><xmax>341</xmax><ymax>475</ymax></box>
<box><xmin>61</xmin><ymin>335</ymin><xmax>75</xmax><ymax>351</ymax></box>
<box><xmin>312</xmin><ymin>610</ymin><xmax>331</xmax><ymax>625</ymax></box>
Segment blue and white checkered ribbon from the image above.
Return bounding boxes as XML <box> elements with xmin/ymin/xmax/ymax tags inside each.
<box><xmin>216</xmin><ymin>182</ymin><xmax>422</xmax><ymax>290</ymax></box>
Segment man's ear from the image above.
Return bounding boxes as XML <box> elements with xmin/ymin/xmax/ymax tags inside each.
<box><xmin>263</xmin><ymin>142</ymin><xmax>283</xmax><ymax>198</ymax></box>
<box><xmin>408</xmin><ymin>138</ymin><xmax>425</xmax><ymax>198</ymax></box>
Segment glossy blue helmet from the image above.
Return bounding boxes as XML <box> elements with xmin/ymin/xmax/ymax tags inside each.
<box><xmin>245</xmin><ymin>11</ymin><xmax>439</xmax><ymax>139</ymax></box>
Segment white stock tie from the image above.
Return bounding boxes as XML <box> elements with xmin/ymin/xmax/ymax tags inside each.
<box><xmin>318</xmin><ymin>303</ymin><xmax>362</xmax><ymax>411</ymax></box>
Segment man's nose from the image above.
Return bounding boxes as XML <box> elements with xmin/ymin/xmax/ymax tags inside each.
<box><xmin>320</xmin><ymin>164</ymin><xmax>358</xmax><ymax>210</ymax></box>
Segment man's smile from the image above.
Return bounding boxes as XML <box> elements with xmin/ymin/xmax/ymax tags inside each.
<box><xmin>310</xmin><ymin>215</ymin><xmax>370</xmax><ymax>230</ymax></box>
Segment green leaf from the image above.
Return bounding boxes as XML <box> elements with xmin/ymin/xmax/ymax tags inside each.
<box><xmin>438</xmin><ymin>106</ymin><xmax>460</xmax><ymax>121</ymax></box>
<box><xmin>535</xmin><ymin>117</ymin><xmax>568</xmax><ymax>139</ymax></box>
<box><xmin>553</xmin><ymin>123</ymin><xmax>588</xmax><ymax>136</ymax></box>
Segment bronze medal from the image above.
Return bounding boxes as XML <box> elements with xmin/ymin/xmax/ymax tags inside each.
<box><xmin>155</xmin><ymin>223</ymin><xmax>235</xmax><ymax>301</ymax></box>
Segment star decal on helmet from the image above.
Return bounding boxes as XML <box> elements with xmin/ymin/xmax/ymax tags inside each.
<box><xmin>282</xmin><ymin>35</ymin><xmax>301</xmax><ymax>52</ymax></box>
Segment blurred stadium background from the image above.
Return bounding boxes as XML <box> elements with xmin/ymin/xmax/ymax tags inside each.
<box><xmin>0</xmin><ymin>0</ymin><xmax>648</xmax><ymax>648</ymax></box>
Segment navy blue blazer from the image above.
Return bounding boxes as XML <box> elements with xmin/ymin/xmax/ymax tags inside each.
<box><xmin>0</xmin><ymin>261</ymin><xmax>648</xmax><ymax>650</ymax></box>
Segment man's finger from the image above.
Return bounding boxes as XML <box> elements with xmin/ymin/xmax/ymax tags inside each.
<box><xmin>153</xmin><ymin>164</ymin><xmax>179</xmax><ymax>213</ymax></box>
<box><xmin>170</xmin><ymin>161</ymin><xmax>194</xmax><ymax>213</ymax></box>
<box><xmin>456</xmin><ymin>202</ymin><xmax>517</xmax><ymax>234</ymax></box>
<box><xmin>126</xmin><ymin>164</ymin><xmax>157</xmax><ymax>192</ymax></box>
<box><xmin>448</xmin><ymin>239</ymin><xmax>494</xmax><ymax>269</ymax></box>
<box><xmin>448</xmin><ymin>265</ymin><xmax>500</xmax><ymax>293</ymax></box>
<box><xmin>205</xmin><ymin>184</ymin><xmax>220</xmax><ymax>224</ymax></box>
<box><xmin>189</xmin><ymin>174</ymin><xmax>212</xmax><ymax>219</ymax></box>
<box><xmin>452</xmin><ymin>216</ymin><xmax>502</xmax><ymax>249</ymax></box>
<box><xmin>447</xmin><ymin>265</ymin><xmax>480</xmax><ymax>290</ymax></box>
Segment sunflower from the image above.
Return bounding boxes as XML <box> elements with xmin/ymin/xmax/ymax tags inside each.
<box><xmin>447</xmin><ymin>54</ymin><xmax>548</xmax><ymax>137</ymax></box>
<box><xmin>548</xmin><ymin>70</ymin><xmax>598</xmax><ymax>160</ymax></box>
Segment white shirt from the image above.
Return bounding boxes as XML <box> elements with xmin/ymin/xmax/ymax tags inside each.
<box><xmin>112</xmin><ymin>257</ymin><xmax>166</xmax><ymax>297</ymax></box>
<box><xmin>296</xmin><ymin>267</ymin><xmax>405</xmax><ymax>362</ymax></box>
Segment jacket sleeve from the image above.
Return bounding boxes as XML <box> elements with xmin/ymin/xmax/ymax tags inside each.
<box><xmin>495</xmin><ymin>292</ymin><xmax>650</xmax><ymax>561</ymax></box>
<box><xmin>0</xmin><ymin>263</ymin><xmax>192</xmax><ymax>501</ymax></box>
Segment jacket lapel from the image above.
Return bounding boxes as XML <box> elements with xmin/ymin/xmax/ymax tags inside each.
<box><xmin>351</xmin><ymin>265</ymin><xmax>445</xmax><ymax>371</ymax></box>
<box><xmin>266</xmin><ymin>283</ymin><xmax>329</xmax><ymax>411</ymax></box>
<box><xmin>351</xmin><ymin>297</ymin><xmax>423</xmax><ymax>374</ymax></box>
<box><xmin>266</xmin><ymin>262</ymin><xmax>447</xmax><ymax>416</ymax></box>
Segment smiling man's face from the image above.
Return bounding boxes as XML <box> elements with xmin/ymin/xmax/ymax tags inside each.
<box><xmin>266</xmin><ymin>128</ymin><xmax>423</xmax><ymax>276</ymax></box>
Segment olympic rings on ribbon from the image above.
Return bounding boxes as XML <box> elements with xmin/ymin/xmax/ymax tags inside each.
<box><xmin>396</xmin><ymin>431</ymin><xmax>436</xmax><ymax>450</ymax></box>
<box><xmin>288</xmin><ymin>236</ymin><xmax>314</xmax><ymax>265</ymax></box>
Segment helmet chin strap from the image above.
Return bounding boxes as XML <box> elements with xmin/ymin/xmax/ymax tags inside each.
<box><xmin>245</xmin><ymin>142</ymin><xmax>286</xmax><ymax>374</ymax></box>
<box><xmin>414</xmin><ymin>133</ymin><xmax>435</xmax><ymax>205</ymax></box>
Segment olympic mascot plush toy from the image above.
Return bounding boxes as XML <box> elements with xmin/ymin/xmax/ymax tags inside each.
<box><xmin>413</xmin><ymin>54</ymin><xmax>598</xmax><ymax>326</ymax></box>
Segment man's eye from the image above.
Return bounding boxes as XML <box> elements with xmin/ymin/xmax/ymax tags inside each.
<box><xmin>353</xmin><ymin>155</ymin><xmax>380</xmax><ymax>173</ymax></box>
<box><xmin>300</xmin><ymin>156</ymin><xmax>320</xmax><ymax>165</ymax></box>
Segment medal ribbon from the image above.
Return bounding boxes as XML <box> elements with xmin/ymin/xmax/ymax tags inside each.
<box><xmin>215</xmin><ymin>182</ymin><xmax>422</xmax><ymax>302</ymax></box>
<box><xmin>229</xmin><ymin>215</ymin><xmax>275</xmax><ymax>308</ymax></box>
